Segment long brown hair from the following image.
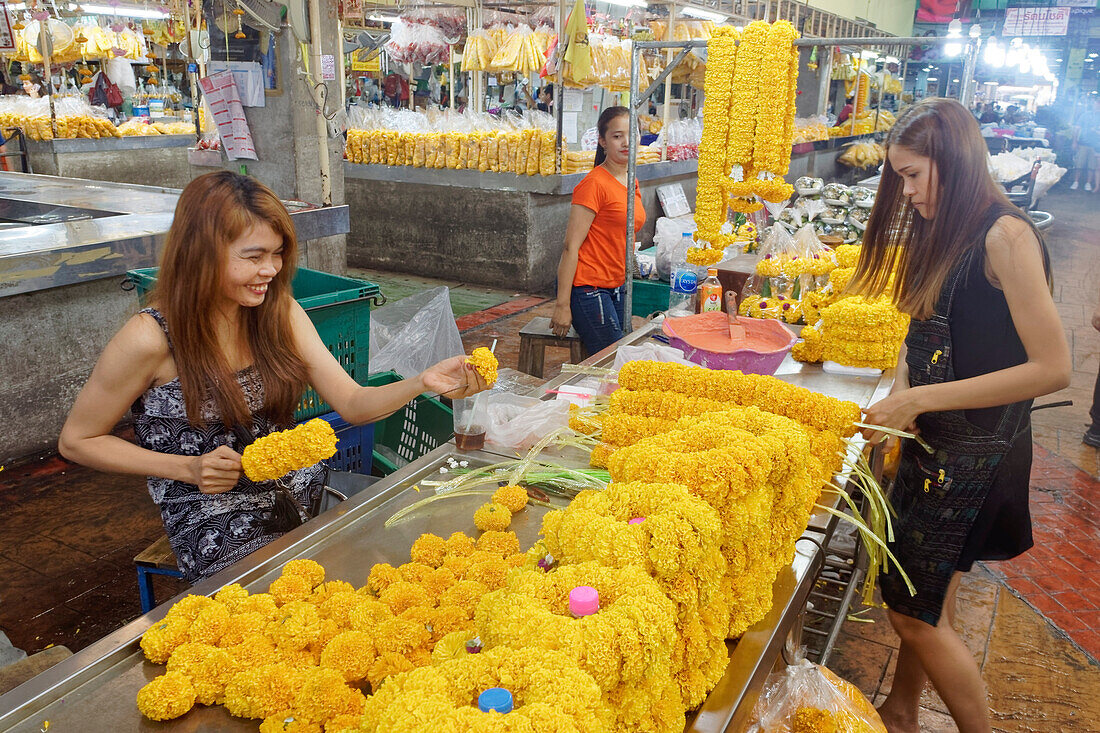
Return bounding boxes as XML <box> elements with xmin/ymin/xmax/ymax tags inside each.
<box><xmin>152</xmin><ymin>172</ymin><xmax>308</xmax><ymax>428</ymax></box>
<box><xmin>849</xmin><ymin>97</ymin><xmax>1040</xmax><ymax>319</ymax></box>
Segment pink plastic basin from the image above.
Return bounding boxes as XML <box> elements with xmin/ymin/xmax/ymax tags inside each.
<box><xmin>661</xmin><ymin>312</ymin><xmax>797</xmax><ymax>375</ymax></box>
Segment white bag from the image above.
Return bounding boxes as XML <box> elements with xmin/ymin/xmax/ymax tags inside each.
<box><xmin>369</xmin><ymin>287</ymin><xmax>465</xmax><ymax>378</ymax></box>
<box><xmin>484</xmin><ymin>394</ymin><xmax>571</xmax><ymax>450</ymax></box>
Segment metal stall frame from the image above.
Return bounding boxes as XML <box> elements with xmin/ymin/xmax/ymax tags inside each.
<box><xmin>622</xmin><ymin>33</ymin><xmax>983</xmax><ymax>332</ymax></box>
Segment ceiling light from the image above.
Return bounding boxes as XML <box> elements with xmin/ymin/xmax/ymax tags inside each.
<box><xmin>680</xmin><ymin>6</ymin><xmax>727</xmax><ymax>22</ymax></box>
<box><xmin>927</xmin><ymin>77</ymin><xmax>939</xmax><ymax>81</ymax></box>
<box><xmin>1090</xmin><ymin>53</ymin><xmax>1099</xmax><ymax>59</ymax></box>
<box><xmin>81</xmin><ymin>3</ymin><xmax>169</xmax><ymax>18</ymax></box>
<box><xmin>947</xmin><ymin>18</ymin><xmax>962</xmax><ymax>37</ymax></box>
<box><xmin>944</xmin><ymin>42</ymin><xmax>962</xmax><ymax>57</ymax></box>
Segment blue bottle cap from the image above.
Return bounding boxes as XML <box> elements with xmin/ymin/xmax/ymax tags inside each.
<box><xmin>478</xmin><ymin>687</ymin><xmax>513</xmax><ymax>714</ymax></box>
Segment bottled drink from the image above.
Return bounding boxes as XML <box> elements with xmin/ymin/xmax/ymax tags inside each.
<box><xmin>698</xmin><ymin>268</ymin><xmax>722</xmax><ymax>313</ymax></box>
<box><xmin>668</xmin><ymin>233</ymin><xmax>698</xmax><ymax>316</ymax></box>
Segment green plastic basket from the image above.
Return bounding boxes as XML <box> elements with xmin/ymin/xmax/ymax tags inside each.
<box><xmin>631</xmin><ymin>277</ymin><xmax>669</xmax><ymax>318</ymax></box>
<box><xmin>125</xmin><ymin>267</ymin><xmax>384</xmax><ymax>422</ymax></box>
<box><xmin>366</xmin><ymin>371</ymin><xmax>454</xmax><ymax>476</ymax></box>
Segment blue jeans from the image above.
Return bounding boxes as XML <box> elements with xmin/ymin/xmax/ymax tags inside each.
<box><xmin>570</xmin><ymin>285</ymin><xmax>625</xmax><ymax>355</ymax></box>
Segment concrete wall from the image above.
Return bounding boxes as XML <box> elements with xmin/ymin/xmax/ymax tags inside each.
<box><xmin>345</xmin><ymin>171</ymin><xmax>698</xmax><ymax>294</ymax></box>
<box><xmin>0</xmin><ymin>278</ymin><xmax>135</xmax><ymax>463</ymax></box>
<box><xmin>28</xmin><ymin>146</ymin><xmax>195</xmax><ymax>190</ymax></box>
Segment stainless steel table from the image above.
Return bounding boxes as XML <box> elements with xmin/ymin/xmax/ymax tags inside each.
<box><xmin>0</xmin><ymin>321</ymin><xmax>893</xmax><ymax>732</ymax></box>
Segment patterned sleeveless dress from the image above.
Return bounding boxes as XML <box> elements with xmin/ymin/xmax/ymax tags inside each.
<box><xmin>131</xmin><ymin>308</ymin><xmax>325</xmax><ymax>582</ymax></box>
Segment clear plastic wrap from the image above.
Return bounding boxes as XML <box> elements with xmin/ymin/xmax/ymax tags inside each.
<box><xmin>368</xmin><ymin>287</ymin><xmax>465</xmax><ymax>379</ymax></box>
<box><xmin>747</xmin><ymin>659</ymin><xmax>886</xmax><ymax>733</ymax></box>
<box><xmin>385</xmin><ymin>19</ymin><xmax>451</xmax><ymax>66</ymax></box>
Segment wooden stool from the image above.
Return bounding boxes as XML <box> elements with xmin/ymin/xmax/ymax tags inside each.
<box><xmin>135</xmin><ymin>535</ymin><xmax>185</xmax><ymax>613</ymax></box>
<box><xmin>517</xmin><ymin>317</ymin><xmax>587</xmax><ymax>378</ymax></box>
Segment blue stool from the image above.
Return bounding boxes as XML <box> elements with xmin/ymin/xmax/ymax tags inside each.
<box><xmin>134</xmin><ymin>536</ymin><xmax>185</xmax><ymax>613</ymax></box>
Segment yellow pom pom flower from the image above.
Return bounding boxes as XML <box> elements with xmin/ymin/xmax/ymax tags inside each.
<box><xmin>467</xmin><ymin>347</ymin><xmax>498</xmax><ymax>385</ymax></box>
<box><xmin>473</xmin><ymin>501</ymin><xmax>512</xmax><ymax>531</ymax></box>
<box><xmin>136</xmin><ymin>671</ymin><xmax>196</xmax><ymax>721</ymax></box>
<box><xmin>491</xmin><ymin>484</ymin><xmax>528</xmax><ymax>513</ymax></box>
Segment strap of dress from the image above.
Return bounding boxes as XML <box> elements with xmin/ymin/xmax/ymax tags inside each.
<box><xmin>139</xmin><ymin>307</ymin><xmax>173</xmax><ymax>350</ymax></box>
<box><xmin>930</xmin><ymin>203</ymin><xmax>1022</xmax><ymax>318</ymax></box>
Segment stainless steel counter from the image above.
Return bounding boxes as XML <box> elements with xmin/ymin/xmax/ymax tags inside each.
<box><xmin>0</xmin><ymin>322</ymin><xmax>893</xmax><ymax>731</ymax></box>
<box><xmin>0</xmin><ymin>173</ymin><xmax>350</xmax><ymax>297</ymax></box>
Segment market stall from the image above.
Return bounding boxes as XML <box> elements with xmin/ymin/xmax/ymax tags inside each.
<box><xmin>0</xmin><ymin>171</ymin><xmax>350</xmax><ymax>462</ymax></box>
<box><xmin>0</xmin><ymin>317</ymin><xmax>894</xmax><ymax>731</ymax></box>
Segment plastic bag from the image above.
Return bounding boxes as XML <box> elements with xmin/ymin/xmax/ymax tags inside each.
<box><xmin>612</xmin><ymin>343</ymin><xmax>694</xmax><ymax>371</ymax></box>
<box><xmin>369</xmin><ymin>287</ymin><xmax>465</xmax><ymax>379</ymax></box>
<box><xmin>654</xmin><ymin>214</ymin><xmax>698</xmax><ymax>281</ymax></box>
<box><xmin>747</xmin><ymin>658</ymin><xmax>886</xmax><ymax>733</ymax></box>
<box><xmin>484</xmin><ymin>393</ymin><xmax>571</xmax><ymax>450</ymax></box>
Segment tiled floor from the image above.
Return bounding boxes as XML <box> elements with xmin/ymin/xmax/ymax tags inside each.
<box><xmin>0</xmin><ymin>188</ymin><xmax>1097</xmax><ymax>726</ymax></box>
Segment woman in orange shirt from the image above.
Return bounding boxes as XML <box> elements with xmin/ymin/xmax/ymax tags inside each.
<box><xmin>550</xmin><ymin>106</ymin><xmax>645</xmax><ymax>353</ymax></box>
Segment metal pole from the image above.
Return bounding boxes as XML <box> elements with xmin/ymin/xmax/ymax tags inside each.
<box><xmin>815</xmin><ymin>44</ymin><xmax>832</xmax><ymax>117</ymax></box>
<box><xmin>308</xmin><ymin>0</ymin><xmax>333</xmax><ymax>205</ymax></box>
<box><xmin>449</xmin><ymin>45</ymin><xmax>455</xmax><ymax>111</ymax></box>
<box><xmin>960</xmin><ymin>39</ymin><xmax>980</xmax><ymax>107</ymax></box>
<box><xmin>555</xmin><ymin>0</ymin><xmax>564</xmax><ymax>173</ymax></box>
<box><xmin>41</xmin><ymin>22</ymin><xmax>58</xmax><ymax>139</ymax></box>
<box><xmin>624</xmin><ymin>41</ymin><xmax>641</xmax><ymax>335</ymax></box>
<box><xmin>661</xmin><ymin>2</ymin><xmax>676</xmax><ymax>161</ymax></box>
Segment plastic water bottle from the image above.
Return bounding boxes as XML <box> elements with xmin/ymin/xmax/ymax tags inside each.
<box><xmin>668</xmin><ymin>233</ymin><xmax>698</xmax><ymax>316</ymax></box>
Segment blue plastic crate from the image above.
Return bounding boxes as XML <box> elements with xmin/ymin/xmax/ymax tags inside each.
<box><xmin>315</xmin><ymin>411</ymin><xmax>375</xmax><ymax>475</ymax></box>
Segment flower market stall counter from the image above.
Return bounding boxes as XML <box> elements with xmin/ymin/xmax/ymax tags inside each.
<box><xmin>0</xmin><ymin>447</ymin><xmax>548</xmax><ymax>732</ymax></box>
<box><xmin>343</xmin><ymin>159</ymin><xmax>700</xmax><ymax>292</ymax></box>
<box><xmin>0</xmin><ymin>171</ymin><xmax>350</xmax><ymax>462</ymax></box>
<box><xmin>24</xmin><ymin>135</ymin><xmax>196</xmax><ymax>190</ymax></box>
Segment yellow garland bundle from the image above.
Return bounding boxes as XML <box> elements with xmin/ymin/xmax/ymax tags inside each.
<box><xmin>357</xmin><ymin>646</ymin><xmax>613</xmax><ymax>733</ymax></box>
<box><xmin>538</xmin><ymin>481</ymin><xmax>729</xmax><ymax>707</ymax></box>
<box><xmin>815</xmin><ymin>296</ymin><xmax>910</xmax><ymax>370</ymax></box>
<box><xmin>475</xmin><ymin>563</ymin><xmax>685</xmax><ymax>732</ymax></box>
<box><xmin>242</xmin><ymin>418</ymin><xmax>338</xmax><ymax>482</ymax></box>
<box><xmin>616</xmin><ymin>361</ymin><xmax>862</xmax><ymax>436</ymax></box>
<box><xmin>751</xmin><ymin>20</ymin><xmax>799</xmax><ymax>202</ymax></box>
<box><xmin>694</xmin><ymin>27</ymin><xmax>739</xmax><ymax>250</ymax></box>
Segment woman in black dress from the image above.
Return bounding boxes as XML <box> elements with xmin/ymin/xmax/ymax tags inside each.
<box><xmin>851</xmin><ymin>98</ymin><xmax>1071</xmax><ymax>732</ymax></box>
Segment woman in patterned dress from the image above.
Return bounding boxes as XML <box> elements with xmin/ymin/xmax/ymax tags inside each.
<box><xmin>60</xmin><ymin>171</ymin><xmax>488</xmax><ymax>581</ymax></box>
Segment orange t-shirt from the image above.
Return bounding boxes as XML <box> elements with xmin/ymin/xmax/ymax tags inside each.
<box><xmin>571</xmin><ymin>165</ymin><xmax>646</xmax><ymax>288</ymax></box>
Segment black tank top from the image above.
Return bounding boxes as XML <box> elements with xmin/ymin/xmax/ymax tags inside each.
<box><xmin>948</xmin><ymin>203</ymin><xmax>1039</xmax><ymax>432</ymax></box>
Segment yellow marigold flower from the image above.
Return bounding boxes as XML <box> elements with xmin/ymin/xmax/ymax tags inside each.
<box><xmin>505</xmin><ymin>553</ymin><xmax>527</xmax><ymax>568</ymax></box>
<box><xmin>242</xmin><ymin>418</ymin><xmax>338</xmax><ymax>482</ymax></box>
<box><xmin>430</xmin><ymin>630</ymin><xmax>472</xmax><ymax>664</ymax></box>
<box><xmin>291</xmin><ymin>667</ymin><xmax>363</xmax><ymax>725</ymax></box>
<box><xmin>235</xmin><ymin>593</ymin><xmax>280</xmax><ymax>619</ymax></box>
<box><xmin>318</xmin><ymin>591</ymin><xmax>366</xmax><ymax>627</ymax></box>
<box><xmin>491</xmin><ymin>484</ymin><xmax>528</xmax><ymax>514</ymax></box>
<box><xmin>419</xmin><ymin>567</ymin><xmax>457</xmax><ymax>598</ymax></box>
<box><xmin>259</xmin><ymin>713</ymin><xmax>322</xmax><ymax>733</ymax></box>
<box><xmin>441</xmin><ymin>554</ymin><xmax>473</xmax><ymax>579</ymax></box>
<box><xmin>188</xmin><ymin>601</ymin><xmax>230</xmax><ymax>644</ymax></box>
<box><xmin>430</xmin><ymin>605</ymin><xmax>472</xmax><ymax>642</ymax></box>
<box><xmin>792</xmin><ymin>706</ymin><xmax>838</xmax><ymax>733</ymax></box>
<box><xmin>441</xmin><ymin>579</ymin><xmax>489</xmax><ymax>619</ymax></box>
<box><xmin>218</xmin><ymin>611</ymin><xmax>267</xmax><ymax>647</ymax></box>
<box><xmin>686</xmin><ymin>246</ymin><xmax>724</xmax><ymax>267</ymax></box>
<box><xmin>367</xmin><ymin>651</ymin><xmax>417</xmax><ymax>691</ymax></box>
<box><xmin>227</xmin><ymin>632</ymin><xmax>278</xmax><ymax>669</ymax></box>
<box><xmin>136</xmin><ymin>671</ymin><xmax>196</xmax><ymax>721</ymax></box>
<box><xmin>378</xmin><ymin>581</ymin><xmax>432</xmax><ymax>615</ymax></box>
<box><xmin>269</xmin><ymin>601</ymin><xmax>322</xmax><ymax>651</ymax></box>
<box><xmin>270</xmin><ymin>574</ymin><xmax>313</xmax><ymax>606</ymax></box>
<box><xmin>325</xmin><ymin>714</ymin><xmax>361</xmax><ymax>733</ymax></box>
<box><xmin>347</xmin><ymin>598</ymin><xmax>394</xmax><ymax>632</ymax></box>
<box><xmin>365</xmin><ymin>563</ymin><xmax>403</xmax><ymax>595</ymax></box>
<box><xmin>467</xmin><ymin>346</ymin><xmax>498</xmax><ymax>385</ymax></box>
<box><xmin>224</xmin><ymin>663</ymin><xmax>302</xmax><ymax>720</ymax></box>
<box><xmin>140</xmin><ymin>617</ymin><xmax>190</xmax><ymax>664</ymax></box>
<box><xmin>166</xmin><ymin>642</ymin><xmax>236</xmax><ymax>705</ymax></box>
<box><xmin>409</xmin><ymin>533</ymin><xmax>447</xmax><ymax>568</ymax></box>
<box><xmin>464</xmin><ymin>557</ymin><xmax>510</xmax><ymax>591</ymax></box>
<box><xmin>374</xmin><ymin>616</ymin><xmax>432</xmax><ymax>656</ymax></box>
<box><xmin>308</xmin><ymin>580</ymin><xmax>355</xmax><ymax>607</ymax></box>
<box><xmin>282</xmin><ymin>558</ymin><xmax>326</xmax><ymax>588</ymax></box>
<box><xmin>165</xmin><ymin>594</ymin><xmax>217</xmax><ymax>624</ymax></box>
<box><xmin>444</xmin><ymin>531</ymin><xmax>477</xmax><ymax>557</ymax></box>
<box><xmin>397</xmin><ymin>562</ymin><xmax>433</xmax><ymax>584</ymax></box>
<box><xmin>834</xmin><ymin>243</ymin><xmax>862</xmax><ymax>269</ymax></box>
<box><xmin>214</xmin><ymin>583</ymin><xmax>249</xmax><ymax>611</ymax></box>
<box><xmin>474</xmin><ymin>501</ymin><xmax>512</xmax><ymax>531</ymax></box>
<box><xmin>475</xmin><ymin>529</ymin><xmax>521</xmax><ymax>556</ymax></box>
<box><xmin>320</xmin><ymin>630</ymin><xmax>376</xmax><ymax>683</ymax></box>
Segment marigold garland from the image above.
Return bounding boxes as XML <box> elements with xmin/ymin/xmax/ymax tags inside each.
<box><xmin>694</xmin><ymin>26</ymin><xmax>739</xmax><ymax>250</ymax></box>
<box><xmin>242</xmin><ymin>419</ymin><xmax>338</xmax><ymax>482</ymax></box>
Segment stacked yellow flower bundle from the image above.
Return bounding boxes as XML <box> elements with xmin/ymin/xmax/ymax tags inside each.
<box><xmin>242</xmin><ymin>418</ymin><xmax>339</xmax><ymax>482</ymax></box>
<box><xmin>812</xmin><ymin>296</ymin><xmax>909</xmax><ymax>370</ymax></box>
<box><xmin>346</xmin><ymin>127</ymin><xmax>558</xmax><ymax>176</ymax></box>
<box><xmin>0</xmin><ymin>112</ymin><xmax>120</xmax><ymax>141</ymax></box>
<box><xmin>693</xmin><ymin>20</ymin><xmax>800</xmax><ymax>262</ymax></box>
